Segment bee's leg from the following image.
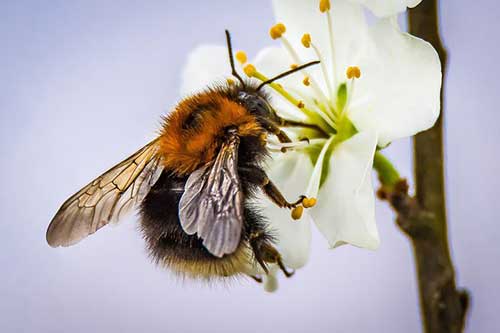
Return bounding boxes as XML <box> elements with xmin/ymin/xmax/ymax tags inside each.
<box><xmin>249</xmin><ymin>233</ymin><xmax>294</xmax><ymax>278</ymax></box>
<box><xmin>258</xmin><ymin>119</ymin><xmax>293</xmax><ymax>153</ymax></box>
<box><xmin>249</xmin><ymin>275</ymin><xmax>263</xmax><ymax>283</ymax></box>
<box><xmin>260</xmin><ymin>119</ymin><xmax>318</xmax><ymax>154</ymax></box>
<box><xmin>239</xmin><ymin>166</ymin><xmax>306</xmax><ymax>209</ymax></box>
<box><xmin>264</xmin><ymin>181</ymin><xmax>306</xmax><ymax>209</ymax></box>
<box><xmin>259</xmin><ymin>119</ymin><xmax>292</xmax><ymax>144</ymax></box>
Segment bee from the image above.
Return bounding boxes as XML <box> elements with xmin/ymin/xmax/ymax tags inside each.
<box><xmin>46</xmin><ymin>31</ymin><xmax>320</xmax><ymax>282</ymax></box>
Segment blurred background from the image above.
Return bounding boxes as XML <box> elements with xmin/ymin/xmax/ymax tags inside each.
<box><xmin>1</xmin><ymin>0</ymin><xmax>498</xmax><ymax>332</ymax></box>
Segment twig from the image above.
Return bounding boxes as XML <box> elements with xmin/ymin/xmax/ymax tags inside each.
<box><xmin>375</xmin><ymin>1</ymin><xmax>470</xmax><ymax>332</ymax></box>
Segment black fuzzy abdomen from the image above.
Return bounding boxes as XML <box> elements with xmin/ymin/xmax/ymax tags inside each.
<box><xmin>139</xmin><ymin>172</ymin><xmax>216</xmax><ymax>263</ymax></box>
<box><xmin>139</xmin><ymin>171</ymin><xmax>270</xmax><ymax>263</ymax></box>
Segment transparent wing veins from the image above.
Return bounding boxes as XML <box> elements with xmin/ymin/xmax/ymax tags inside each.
<box><xmin>46</xmin><ymin>139</ymin><xmax>163</xmax><ymax>247</ymax></box>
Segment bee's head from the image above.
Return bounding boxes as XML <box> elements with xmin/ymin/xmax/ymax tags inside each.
<box><xmin>237</xmin><ymin>91</ymin><xmax>279</xmax><ymax>123</ymax></box>
<box><xmin>224</xmin><ymin>29</ymin><xmax>318</xmax><ymax>127</ymax></box>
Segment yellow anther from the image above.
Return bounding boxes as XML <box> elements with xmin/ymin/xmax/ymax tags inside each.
<box><xmin>270</xmin><ymin>23</ymin><xmax>286</xmax><ymax>39</ymax></box>
<box><xmin>291</xmin><ymin>206</ymin><xmax>304</xmax><ymax>220</ymax></box>
<box><xmin>346</xmin><ymin>66</ymin><xmax>361</xmax><ymax>79</ymax></box>
<box><xmin>226</xmin><ymin>78</ymin><xmax>235</xmax><ymax>85</ymax></box>
<box><xmin>319</xmin><ymin>0</ymin><xmax>331</xmax><ymax>13</ymax></box>
<box><xmin>297</xmin><ymin>101</ymin><xmax>305</xmax><ymax>109</ymax></box>
<box><xmin>276</xmin><ymin>23</ymin><xmax>286</xmax><ymax>33</ymax></box>
<box><xmin>235</xmin><ymin>51</ymin><xmax>247</xmax><ymax>64</ymax></box>
<box><xmin>302</xmin><ymin>197</ymin><xmax>317</xmax><ymax>208</ymax></box>
<box><xmin>290</xmin><ymin>63</ymin><xmax>298</xmax><ymax>70</ymax></box>
<box><xmin>243</xmin><ymin>64</ymin><xmax>257</xmax><ymax>77</ymax></box>
<box><xmin>302</xmin><ymin>76</ymin><xmax>310</xmax><ymax>86</ymax></box>
<box><xmin>301</xmin><ymin>33</ymin><xmax>311</xmax><ymax>48</ymax></box>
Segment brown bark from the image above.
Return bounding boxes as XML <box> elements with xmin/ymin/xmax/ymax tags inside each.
<box><xmin>378</xmin><ymin>1</ymin><xmax>469</xmax><ymax>332</ymax></box>
<box><xmin>379</xmin><ymin>179</ymin><xmax>468</xmax><ymax>333</ymax></box>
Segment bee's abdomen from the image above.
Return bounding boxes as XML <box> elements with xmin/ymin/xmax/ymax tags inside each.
<box><xmin>139</xmin><ymin>171</ymin><xmax>258</xmax><ymax>279</ymax></box>
<box><xmin>140</xmin><ymin>172</ymin><xmax>213</xmax><ymax>260</ymax></box>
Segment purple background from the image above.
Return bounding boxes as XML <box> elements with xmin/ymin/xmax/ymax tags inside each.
<box><xmin>1</xmin><ymin>1</ymin><xmax>499</xmax><ymax>332</ymax></box>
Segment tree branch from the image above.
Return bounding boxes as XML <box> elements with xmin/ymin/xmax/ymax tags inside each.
<box><xmin>376</xmin><ymin>1</ymin><xmax>469</xmax><ymax>332</ymax></box>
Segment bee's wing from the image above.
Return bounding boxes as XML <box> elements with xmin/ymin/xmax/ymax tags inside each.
<box><xmin>46</xmin><ymin>139</ymin><xmax>164</xmax><ymax>247</ymax></box>
<box><xmin>179</xmin><ymin>133</ymin><xmax>243</xmax><ymax>258</ymax></box>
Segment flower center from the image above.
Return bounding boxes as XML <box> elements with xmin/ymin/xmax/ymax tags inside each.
<box><xmin>236</xmin><ymin>0</ymin><xmax>362</xmax><ymax>145</ymax></box>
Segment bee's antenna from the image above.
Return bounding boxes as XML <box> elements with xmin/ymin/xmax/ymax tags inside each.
<box><xmin>225</xmin><ymin>30</ymin><xmax>246</xmax><ymax>88</ymax></box>
<box><xmin>256</xmin><ymin>60</ymin><xmax>320</xmax><ymax>91</ymax></box>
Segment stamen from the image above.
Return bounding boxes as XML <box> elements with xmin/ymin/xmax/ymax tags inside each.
<box><xmin>346</xmin><ymin>66</ymin><xmax>361</xmax><ymax>79</ymax></box>
<box><xmin>319</xmin><ymin>0</ymin><xmax>331</xmax><ymax>13</ymax></box>
<box><xmin>267</xmin><ymin>138</ymin><xmax>327</xmax><ymax>151</ymax></box>
<box><xmin>302</xmin><ymin>197</ymin><xmax>317</xmax><ymax>208</ymax></box>
<box><xmin>243</xmin><ymin>65</ymin><xmax>314</xmax><ymax>116</ymax></box>
<box><xmin>243</xmin><ymin>64</ymin><xmax>257</xmax><ymax>77</ymax></box>
<box><xmin>235</xmin><ymin>51</ymin><xmax>247</xmax><ymax>64</ymax></box>
<box><xmin>226</xmin><ymin>78</ymin><xmax>235</xmax><ymax>85</ymax></box>
<box><xmin>270</xmin><ymin>23</ymin><xmax>286</xmax><ymax>40</ymax></box>
<box><xmin>280</xmin><ymin>35</ymin><xmax>333</xmax><ymax>117</ymax></box>
<box><xmin>297</xmin><ymin>101</ymin><xmax>305</xmax><ymax>108</ymax></box>
<box><xmin>302</xmin><ymin>76</ymin><xmax>310</xmax><ymax>86</ymax></box>
<box><xmin>268</xmin><ymin>141</ymin><xmax>307</xmax><ymax>150</ymax></box>
<box><xmin>240</xmin><ymin>63</ymin><xmax>337</xmax><ymax>131</ymax></box>
<box><xmin>291</xmin><ymin>206</ymin><xmax>304</xmax><ymax>220</ymax></box>
<box><xmin>310</xmin><ymin>40</ymin><xmax>334</xmax><ymax>100</ymax></box>
<box><xmin>293</xmin><ymin>89</ymin><xmax>338</xmax><ymax>127</ymax></box>
<box><xmin>290</xmin><ymin>63</ymin><xmax>298</xmax><ymax>69</ymax></box>
<box><xmin>301</xmin><ymin>34</ymin><xmax>311</xmax><ymax>48</ymax></box>
<box><xmin>321</xmin><ymin>0</ymin><xmax>338</xmax><ymax>89</ymax></box>
<box><xmin>345</xmin><ymin>66</ymin><xmax>361</xmax><ymax>114</ymax></box>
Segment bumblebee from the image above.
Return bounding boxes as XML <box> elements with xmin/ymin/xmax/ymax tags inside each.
<box><xmin>46</xmin><ymin>31</ymin><xmax>320</xmax><ymax>282</ymax></box>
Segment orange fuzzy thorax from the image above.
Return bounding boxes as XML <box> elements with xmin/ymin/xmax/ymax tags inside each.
<box><xmin>158</xmin><ymin>91</ymin><xmax>262</xmax><ymax>175</ymax></box>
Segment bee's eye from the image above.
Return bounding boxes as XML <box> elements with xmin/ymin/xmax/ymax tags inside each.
<box><xmin>238</xmin><ymin>92</ymin><xmax>272</xmax><ymax>118</ymax></box>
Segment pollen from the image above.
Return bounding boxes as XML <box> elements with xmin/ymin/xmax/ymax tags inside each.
<box><xmin>291</xmin><ymin>205</ymin><xmax>304</xmax><ymax>220</ymax></box>
<box><xmin>301</xmin><ymin>33</ymin><xmax>311</xmax><ymax>48</ymax></box>
<box><xmin>235</xmin><ymin>51</ymin><xmax>247</xmax><ymax>64</ymax></box>
<box><xmin>297</xmin><ymin>101</ymin><xmax>305</xmax><ymax>109</ymax></box>
<box><xmin>243</xmin><ymin>64</ymin><xmax>257</xmax><ymax>77</ymax></box>
<box><xmin>346</xmin><ymin>66</ymin><xmax>361</xmax><ymax>79</ymax></box>
<box><xmin>270</xmin><ymin>23</ymin><xmax>286</xmax><ymax>39</ymax></box>
<box><xmin>319</xmin><ymin>0</ymin><xmax>331</xmax><ymax>13</ymax></box>
<box><xmin>302</xmin><ymin>197</ymin><xmax>317</xmax><ymax>208</ymax></box>
<box><xmin>226</xmin><ymin>78</ymin><xmax>235</xmax><ymax>85</ymax></box>
<box><xmin>302</xmin><ymin>76</ymin><xmax>310</xmax><ymax>86</ymax></box>
<box><xmin>290</xmin><ymin>63</ymin><xmax>298</xmax><ymax>69</ymax></box>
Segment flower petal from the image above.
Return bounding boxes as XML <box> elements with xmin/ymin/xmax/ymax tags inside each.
<box><xmin>261</xmin><ymin>151</ymin><xmax>314</xmax><ymax>268</ymax></box>
<box><xmin>305</xmin><ymin>138</ymin><xmax>334</xmax><ymax>198</ymax></box>
<box><xmin>349</xmin><ymin>18</ymin><xmax>441</xmax><ymax>146</ymax></box>
<box><xmin>180</xmin><ymin>45</ymin><xmax>230</xmax><ymax>95</ymax></box>
<box><xmin>350</xmin><ymin>0</ymin><xmax>422</xmax><ymax>17</ymax></box>
<box><xmin>311</xmin><ymin>131</ymin><xmax>380</xmax><ymax>249</ymax></box>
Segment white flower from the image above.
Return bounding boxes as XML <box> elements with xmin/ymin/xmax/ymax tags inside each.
<box><xmin>180</xmin><ymin>0</ymin><xmax>441</xmax><ymax>290</ymax></box>
<box><xmin>350</xmin><ymin>0</ymin><xmax>423</xmax><ymax>17</ymax></box>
